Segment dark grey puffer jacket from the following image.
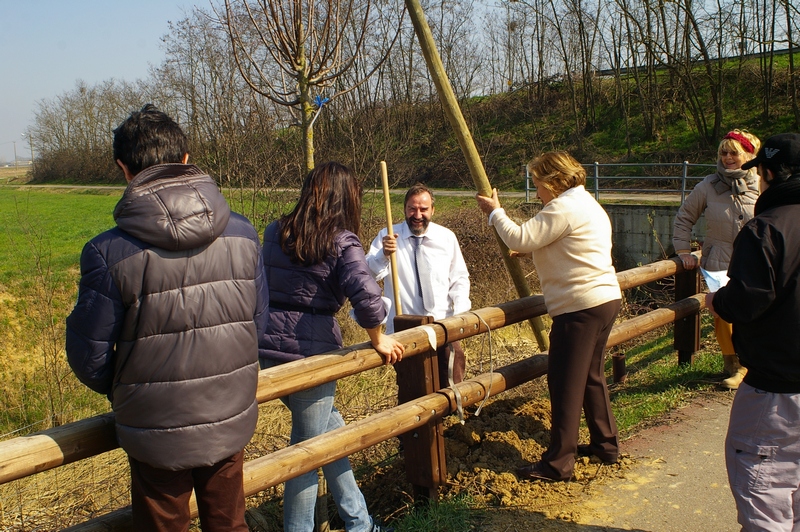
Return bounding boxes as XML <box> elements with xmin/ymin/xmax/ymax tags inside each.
<box><xmin>66</xmin><ymin>163</ymin><xmax>269</xmax><ymax>471</ymax></box>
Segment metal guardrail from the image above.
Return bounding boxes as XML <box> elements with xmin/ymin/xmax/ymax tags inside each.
<box><xmin>525</xmin><ymin>162</ymin><xmax>716</xmax><ymax>203</ymax></box>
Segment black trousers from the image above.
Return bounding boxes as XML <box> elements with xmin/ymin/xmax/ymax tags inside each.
<box><xmin>540</xmin><ymin>299</ymin><xmax>621</xmax><ymax>479</ymax></box>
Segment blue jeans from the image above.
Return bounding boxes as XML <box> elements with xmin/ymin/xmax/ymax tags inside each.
<box><xmin>261</xmin><ymin>359</ymin><xmax>373</xmax><ymax>532</ymax></box>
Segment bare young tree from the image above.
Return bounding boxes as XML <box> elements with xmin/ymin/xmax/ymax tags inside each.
<box><xmin>153</xmin><ymin>9</ymin><xmax>287</xmax><ymax>203</ymax></box>
<box><xmin>220</xmin><ymin>0</ymin><xmax>403</xmax><ymax>174</ymax></box>
<box><xmin>30</xmin><ymin>79</ymin><xmax>145</xmax><ymax>183</ymax></box>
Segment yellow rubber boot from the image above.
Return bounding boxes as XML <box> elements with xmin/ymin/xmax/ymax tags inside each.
<box><xmin>722</xmin><ymin>358</ymin><xmax>747</xmax><ymax>390</ymax></box>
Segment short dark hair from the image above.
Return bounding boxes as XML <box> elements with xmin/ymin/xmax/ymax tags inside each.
<box><xmin>404</xmin><ymin>183</ymin><xmax>435</xmax><ymax>207</ymax></box>
<box><xmin>113</xmin><ymin>104</ymin><xmax>188</xmax><ymax>176</ymax></box>
<box><xmin>765</xmin><ymin>163</ymin><xmax>800</xmax><ymax>182</ymax></box>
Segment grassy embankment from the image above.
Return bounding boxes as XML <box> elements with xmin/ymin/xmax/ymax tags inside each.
<box><xmin>0</xmin><ymin>186</ymin><xmax>724</xmax><ymax>530</ymax></box>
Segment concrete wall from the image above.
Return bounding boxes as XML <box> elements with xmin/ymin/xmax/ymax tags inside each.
<box><xmin>605</xmin><ymin>204</ymin><xmax>706</xmax><ymax>271</ymax></box>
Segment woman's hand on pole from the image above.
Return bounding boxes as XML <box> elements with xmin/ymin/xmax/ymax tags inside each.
<box><xmin>678</xmin><ymin>253</ymin><xmax>698</xmax><ymax>270</ymax></box>
<box><xmin>475</xmin><ymin>188</ymin><xmax>501</xmax><ymax>215</ymax></box>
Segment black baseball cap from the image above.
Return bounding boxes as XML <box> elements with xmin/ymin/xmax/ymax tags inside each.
<box><xmin>741</xmin><ymin>133</ymin><xmax>800</xmax><ymax>171</ymax></box>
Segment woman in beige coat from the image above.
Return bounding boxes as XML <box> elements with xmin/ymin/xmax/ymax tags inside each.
<box><xmin>673</xmin><ymin>130</ymin><xmax>760</xmax><ymax>389</ymax></box>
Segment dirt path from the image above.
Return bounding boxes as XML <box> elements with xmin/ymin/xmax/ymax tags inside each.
<box><xmin>472</xmin><ymin>392</ymin><xmax>739</xmax><ymax>531</ymax></box>
<box><xmin>577</xmin><ymin>393</ymin><xmax>737</xmax><ymax>531</ymax></box>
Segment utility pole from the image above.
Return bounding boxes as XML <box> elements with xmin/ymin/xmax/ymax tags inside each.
<box><xmin>13</xmin><ymin>141</ymin><xmax>17</xmax><ymax>169</ymax></box>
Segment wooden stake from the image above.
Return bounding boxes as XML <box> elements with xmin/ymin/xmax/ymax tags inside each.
<box><xmin>404</xmin><ymin>0</ymin><xmax>549</xmax><ymax>350</ymax></box>
<box><xmin>381</xmin><ymin>161</ymin><xmax>403</xmax><ymax>316</ymax></box>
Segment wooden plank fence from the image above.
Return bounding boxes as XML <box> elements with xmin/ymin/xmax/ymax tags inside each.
<box><xmin>0</xmin><ymin>254</ymin><xmax>705</xmax><ymax>531</ymax></box>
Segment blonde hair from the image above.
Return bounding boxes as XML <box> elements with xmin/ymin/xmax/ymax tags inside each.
<box><xmin>527</xmin><ymin>151</ymin><xmax>586</xmax><ymax>197</ymax></box>
<box><xmin>718</xmin><ymin>129</ymin><xmax>761</xmax><ymax>162</ymax></box>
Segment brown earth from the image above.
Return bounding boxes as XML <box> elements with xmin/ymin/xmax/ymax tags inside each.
<box><xmin>358</xmin><ymin>383</ymin><xmax>638</xmax><ymax>532</ymax></box>
<box><xmin>358</xmin><ymin>387</ymin><xmax>736</xmax><ymax>532</ymax></box>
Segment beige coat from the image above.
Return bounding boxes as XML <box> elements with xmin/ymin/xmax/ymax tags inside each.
<box><xmin>672</xmin><ymin>166</ymin><xmax>759</xmax><ymax>271</ymax></box>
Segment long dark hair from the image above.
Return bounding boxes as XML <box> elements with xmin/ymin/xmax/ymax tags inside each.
<box><xmin>280</xmin><ymin>162</ymin><xmax>363</xmax><ymax>265</ymax></box>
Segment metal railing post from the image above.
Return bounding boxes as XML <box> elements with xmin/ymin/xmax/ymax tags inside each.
<box><xmin>593</xmin><ymin>162</ymin><xmax>600</xmax><ymax>200</ymax></box>
<box><xmin>681</xmin><ymin>161</ymin><xmax>689</xmax><ymax>203</ymax></box>
<box><xmin>525</xmin><ymin>164</ymin><xmax>531</xmax><ymax>203</ymax></box>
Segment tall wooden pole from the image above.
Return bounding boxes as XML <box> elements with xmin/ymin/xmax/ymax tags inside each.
<box><xmin>404</xmin><ymin>0</ymin><xmax>549</xmax><ymax>350</ymax></box>
<box><xmin>381</xmin><ymin>161</ymin><xmax>403</xmax><ymax>315</ymax></box>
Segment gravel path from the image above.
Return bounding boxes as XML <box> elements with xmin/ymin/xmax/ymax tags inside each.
<box><xmin>578</xmin><ymin>392</ymin><xmax>739</xmax><ymax>531</ymax></box>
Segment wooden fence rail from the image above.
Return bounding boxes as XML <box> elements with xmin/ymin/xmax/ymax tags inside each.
<box><xmin>2</xmin><ymin>254</ymin><xmax>702</xmax><ymax>531</ymax></box>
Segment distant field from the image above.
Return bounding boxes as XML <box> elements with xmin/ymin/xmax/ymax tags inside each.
<box><xmin>0</xmin><ymin>165</ymin><xmax>32</xmax><ymax>183</ymax></box>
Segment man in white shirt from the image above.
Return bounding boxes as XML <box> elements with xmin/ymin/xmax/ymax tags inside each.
<box><xmin>366</xmin><ymin>184</ymin><xmax>471</xmax><ymax>384</ymax></box>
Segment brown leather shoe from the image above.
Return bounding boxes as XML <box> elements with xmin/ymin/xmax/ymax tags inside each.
<box><xmin>576</xmin><ymin>444</ymin><xmax>618</xmax><ymax>464</ymax></box>
<box><xmin>516</xmin><ymin>461</ymin><xmax>565</xmax><ymax>482</ymax></box>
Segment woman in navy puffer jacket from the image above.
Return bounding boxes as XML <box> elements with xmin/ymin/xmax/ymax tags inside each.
<box><xmin>260</xmin><ymin>161</ymin><xmax>404</xmax><ymax>532</ymax></box>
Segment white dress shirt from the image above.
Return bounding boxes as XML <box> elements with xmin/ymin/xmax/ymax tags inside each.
<box><xmin>366</xmin><ymin>221</ymin><xmax>471</xmax><ymax>333</ymax></box>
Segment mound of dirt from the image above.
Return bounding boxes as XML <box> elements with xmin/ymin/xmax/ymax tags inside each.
<box><xmin>354</xmin><ymin>384</ymin><xmax>634</xmax><ymax>530</ymax></box>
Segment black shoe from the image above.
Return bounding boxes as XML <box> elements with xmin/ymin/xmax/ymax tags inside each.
<box><xmin>516</xmin><ymin>461</ymin><xmax>567</xmax><ymax>482</ymax></box>
<box><xmin>576</xmin><ymin>444</ymin><xmax>618</xmax><ymax>464</ymax></box>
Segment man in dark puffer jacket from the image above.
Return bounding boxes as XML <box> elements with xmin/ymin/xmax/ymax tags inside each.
<box><xmin>66</xmin><ymin>104</ymin><xmax>269</xmax><ymax>531</ymax></box>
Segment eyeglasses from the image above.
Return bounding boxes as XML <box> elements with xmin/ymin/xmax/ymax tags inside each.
<box><xmin>719</xmin><ymin>151</ymin><xmax>743</xmax><ymax>157</ymax></box>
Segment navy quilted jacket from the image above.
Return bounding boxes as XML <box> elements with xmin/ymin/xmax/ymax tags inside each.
<box><xmin>260</xmin><ymin>221</ymin><xmax>385</xmax><ymax>363</ymax></box>
<box><xmin>66</xmin><ymin>163</ymin><xmax>269</xmax><ymax>471</ymax></box>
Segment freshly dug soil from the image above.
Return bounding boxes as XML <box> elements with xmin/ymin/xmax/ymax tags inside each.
<box><xmin>246</xmin><ymin>339</ymin><xmax>634</xmax><ymax>531</ymax></box>
<box><xmin>358</xmin><ymin>383</ymin><xmax>634</xmax><ymax>530</ymax></box>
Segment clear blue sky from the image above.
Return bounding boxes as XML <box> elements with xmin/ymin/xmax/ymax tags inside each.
<box><xmin>0</xmin><ymin>1</ymin><xmax>200</xmax><ymax>163</ymax></box>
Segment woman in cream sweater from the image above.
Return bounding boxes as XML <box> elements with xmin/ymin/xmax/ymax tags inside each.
<box><xmin>475</xmin><ymin>151</ymin><xmax>622</xmax><ymax>482</ymax></box>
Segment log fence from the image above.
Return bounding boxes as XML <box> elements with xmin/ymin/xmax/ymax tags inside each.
<box><xmin>0</xmin><ymin>253</ymin><xmax>705</xmax><ymax>531</ymax></box>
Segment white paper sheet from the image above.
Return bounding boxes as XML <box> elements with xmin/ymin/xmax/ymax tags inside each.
<box><xmin>700</xmin><ymin>268</ymin><xmax>729</xmax><ymax>293</ymax></box>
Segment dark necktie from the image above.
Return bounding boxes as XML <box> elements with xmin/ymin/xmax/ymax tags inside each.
<box><xmin>413</xmin><ymin>236</ymin><xmax>433</xmax><ymax>311</ymax></box>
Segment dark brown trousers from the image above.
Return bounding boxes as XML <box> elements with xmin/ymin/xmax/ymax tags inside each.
<box><xmin>129</xmin><ymin>450</ymin><xmax>248</xmax><ymax>532</ymax></box>
<box><xmin>541</xmin><ymin>299</ymin><xmax>621</xmax><ymax>479</ymax></box>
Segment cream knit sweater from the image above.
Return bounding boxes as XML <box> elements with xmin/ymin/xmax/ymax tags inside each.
<box><xmin>489</xmin><ymin>185</ymin><xmax>621</xmax><ymax>317</ymax></box>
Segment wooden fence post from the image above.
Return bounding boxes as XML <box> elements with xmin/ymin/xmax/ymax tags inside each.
<box><xmin>673</xmin><ymin>264</ymin><xmax>701</xmax><ymax>365</ymax></box>
<box><xmin>393</xmin><ymin>315</ymin><xmax>447</xmax><ymax>501</ymax></box>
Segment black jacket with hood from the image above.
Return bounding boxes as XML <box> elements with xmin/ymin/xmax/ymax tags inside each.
<box><xmin>712</xmin><ymin>176</ymin><xmax>800</xmax><ymax>393</ymax></box>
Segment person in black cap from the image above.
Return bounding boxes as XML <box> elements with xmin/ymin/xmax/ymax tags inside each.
<box><xmin>706</xmin><ymin>132</ymin><xmax>800</xmax><ymax>531</ymax></box>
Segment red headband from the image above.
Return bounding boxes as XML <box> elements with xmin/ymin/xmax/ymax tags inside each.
<box><xmin>723</xmin><ymin>131</ymin><xmax>755</xmax><ymax>154</ymax></box>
